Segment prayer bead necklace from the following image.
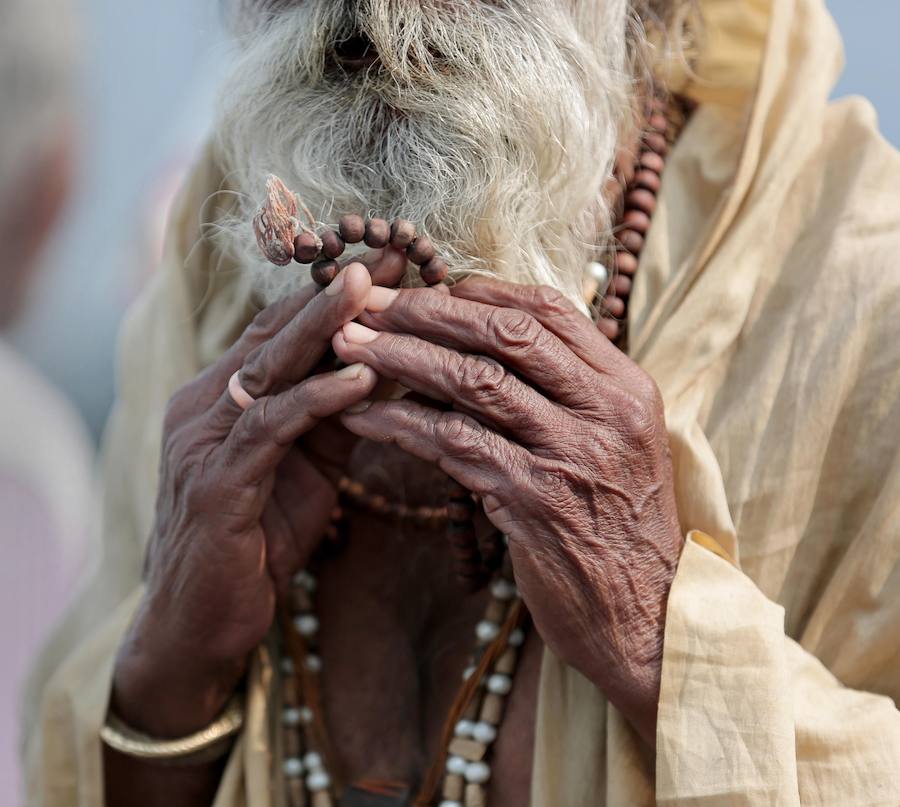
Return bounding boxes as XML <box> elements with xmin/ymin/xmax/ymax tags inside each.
<box><xmin>256</xmin><ymin>94</ymin><xmax>689</xmax><ymax>807</ymax></box>
<box><xmin>281</xmin><ymin>477</ymin><xmax>527</xmax><ymax>807</ymax></box>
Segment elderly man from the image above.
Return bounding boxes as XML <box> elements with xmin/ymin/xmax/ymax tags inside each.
<box><xmin>26</xmin><ymin>0</ymin><xmax>900</xmax><ymax>805</ymax></box>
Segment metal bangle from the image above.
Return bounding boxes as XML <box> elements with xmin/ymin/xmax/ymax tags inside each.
<box><xmin>100</xmin><ymin>694</ymin><xmax>244</xmax><ymax>764</ymax></box>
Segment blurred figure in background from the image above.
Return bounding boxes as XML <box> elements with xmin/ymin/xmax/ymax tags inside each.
<box><xmin>0</xmin><ymin>0</ymin><xmax>94</xmax><ymax>801</ymax></box>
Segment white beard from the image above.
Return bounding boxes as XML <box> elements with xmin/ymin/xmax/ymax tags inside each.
<box><xmin>213</xmin><ymin>0</ymin><xmax>638</xmax><ymax>308</ymax></box>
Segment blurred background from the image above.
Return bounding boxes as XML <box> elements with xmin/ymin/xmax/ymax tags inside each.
<box><xmin>0</xmin><ymin>0</ymin><xmax>897</xmax><ymax>801</ymax></box>
<box><xmin>9</xmin><ymin>0</ymin><xmax>900</xmax><ymax>444</ymax></box>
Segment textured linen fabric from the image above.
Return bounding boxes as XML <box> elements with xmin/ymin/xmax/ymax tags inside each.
<box><xmin>23</xmin><ymin>0</ymin><xmax>900</xmax><ymax>804</ymax></box>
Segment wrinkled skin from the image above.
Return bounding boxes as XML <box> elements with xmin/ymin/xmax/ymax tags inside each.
<box><xmin>107</xmin><ymin>252</ymin><xmax>683</xmax><ymax>806</ymax></box>
<box><xmin>335</xmin><ymin>278</ymin><xmax>684</xmax><ymax>743</ymax></box>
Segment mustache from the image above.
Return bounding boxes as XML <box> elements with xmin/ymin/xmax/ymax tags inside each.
<box><xmin>237</xmin><ymin>0</ymin><xmax>536</xmax><ymax>88</ymax></box>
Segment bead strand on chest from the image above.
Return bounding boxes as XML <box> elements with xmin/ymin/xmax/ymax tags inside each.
<box><xmin>436</xmin><ymin>554</ymin><xmax>526</xmax><ymax>807</ymax></box>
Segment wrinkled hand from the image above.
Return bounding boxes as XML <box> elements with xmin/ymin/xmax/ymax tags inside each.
<box><xmin>112</xmin><ymin>255</ymin><xmax>408</xmax><ymax>738</ymax></box>
<box><xmin>332</xmin><ymin>277</ymin><xmax>684</xmax><ymax>746</ymax></box>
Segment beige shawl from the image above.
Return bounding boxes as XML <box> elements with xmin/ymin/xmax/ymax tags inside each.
<box><xmin>25</xmin><ymin>0</ymin><xmax>900</xmax><ymax>804</ymax></box>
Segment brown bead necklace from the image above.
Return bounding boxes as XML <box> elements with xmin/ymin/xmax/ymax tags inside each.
<box><xmin>256</xmin><ymin>94</ymin><xmax>688</xmax><ymax>807</ymax></box>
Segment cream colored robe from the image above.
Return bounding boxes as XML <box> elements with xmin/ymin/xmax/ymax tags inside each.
<box><xmin>24</xmin><ymin>0</ymin><xmax>900</xmax><ymax>804</ymax></box>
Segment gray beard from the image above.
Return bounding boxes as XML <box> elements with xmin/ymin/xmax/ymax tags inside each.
<box><xmin>213</xmin><ymin>0</ymin><xmax>636</xmax><ymax>307</ymax></box>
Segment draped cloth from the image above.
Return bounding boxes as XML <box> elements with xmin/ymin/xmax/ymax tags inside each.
<box><xmin>24</xmin><ymin>0</ymin><xmax>900</xmax><ymax>804</ymax></box>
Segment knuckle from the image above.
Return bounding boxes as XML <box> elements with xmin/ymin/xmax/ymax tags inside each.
<box><xmin>489</xmin><ymin>307</ymin><xmax>543</xmax><ymax>350</ymax></box>
<box><xmin>435</xmin><ymin>413</ymin><xmax>485</xmax><ymax>458</ymax></box>
<box><xmin>529</xmin><ymin>460</ymin><xmax>579</xmax><ymax>503</ymax></box>
<box><xmin>528</xmin><ymin>285</ymin><xmax>573</xmax><ymax>319</ymax></box>
<box><xmin>244</xmin><ymin>397</ymin><xmax>288</xmax><ymax>446</ymax></box>
<box><xmin>240</xmin><ymin>344</ymin><xmax>273</xmax><ymax>397</ymax></box>
<box><xmin>457</xmin><ymin>355</ymin><xmax>508</xmax><ymax>403</ymax></box>
<box><xmin>379</xmin><ymin>334</ymin><xmax>410</xmax><ymax>368</ymax></box>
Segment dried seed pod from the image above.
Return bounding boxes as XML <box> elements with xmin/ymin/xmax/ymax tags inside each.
<box><xmin>407</xmin><ymin>235</ymin><xmax>436</xmax><ymax>266</ymax></box>
<box><xmin>420</xmin><ymin>256</ymin><xmax>449</xmax><ymax>286</ymax></box>
<box><xmin>320</xmin><ymin>229</ymin><xmax>346</xmax><ymax>259</ymax></box>
<box><xmin>253</xmin><ymin>175</ymin><xmax>299</xmax><ymax>266</ymax></box>
<box><xmin>311</xmin><ymin>260</ymin><xmax>339</xmax><ymax>286</ymax></box>
<box><xmin>294</xmin><ymin>231</ymin><xmax>321</xmax><ymax>264</ymax></box>
<box><xmin>339</xmin><ymin>214</ymin><xmax>366</xmax><ymax>243</ymax></box>
<box><xmin>389</xmin><ymin>218</ymin><xmax>417</xmax><ymax>250</ymax></box>
<box><xmin>364</xmin><ymin>218</ymin><xmax>390</xmax><ymax>248</ymax></box>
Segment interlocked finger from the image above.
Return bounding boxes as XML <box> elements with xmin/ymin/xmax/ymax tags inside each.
<box><xmin>340</xmin><ymin>398</ymin><xmax>531</xmax><ymax>500</ymax></box>
<box><xmin>218</xmin><ymin>363</ymin><xmax>377</xmax><ymax>483</ymax></box>
<box><xmin>332</xmin><ymin>325</ymin><xmax>564</xmax><ymax>445</ymax></box>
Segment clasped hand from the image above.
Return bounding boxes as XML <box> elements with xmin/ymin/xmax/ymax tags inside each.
<box><xmin>335</xmin><ymin>277</ymin><xmax>684</xmax><ymax>746</ymax></box>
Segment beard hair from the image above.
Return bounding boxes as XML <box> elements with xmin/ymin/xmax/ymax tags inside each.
<box><xmin>213</xmin><ymin>0</ymin><xmax>640</xmax><ymax>309</ymax></box>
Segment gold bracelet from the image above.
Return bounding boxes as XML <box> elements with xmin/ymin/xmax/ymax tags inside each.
<box><xmin>100</xmin><ymin>694</ymin><xmax>244</xmax><ymax>764</ymax></box>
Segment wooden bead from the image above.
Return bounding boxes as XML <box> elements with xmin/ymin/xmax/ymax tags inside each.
<box><xmin>633</xmin><ymin>169</ymin><xmax>661</xmax><ymax>194</ymax></box>
<box><xmin>598</xmin><ymin>317</ymin><xmax>621</xmax><ymax>341</ymax></box>
<box><xmin>623</xmin><ymin>209</ymin><xmax>651</xmax><ymax>235</ymax></box>
<box><xmin>648</xmin><ymin>112</ymin><xmax>669</xmax><ymax>134</ymax></box>
<box><xmin>311</xmin><ymin>260</ymin><xmax>339</xmax><ymax>286</ymax></box>
<box><xmin>626</xmin><ymin>188</ymin><xmax>657</xmax><ymax>216</ymax></box>
<box><xmin>364</xmin><ymin>217</ymin><xmax>390</xmax><ymax>248</ymax></box>
<box><xmin>603</xmin><ymin>295</ymin><xmax>626</xmax><ymax>317</ymax></box>
<box><xmin>448</xmin><ymin>501</ymin><xmax>475</xmax><ymax>522</ymax></box>
<box><xmin>479</xmin><ymin>693</ymin><xmax>504</xmax><ymax>725</ymax></box>
<box><xmin>320</xmin><ymin>229</ymin><xmax>345</xmax><ymax>259</ymax></box>
<box><xmin>615</xmin><ymin>250</ymin><xmax>638</xmax><ymax>275</ymax></box>
<box><xmin>282</xmin><ymin>676</ymin><xmax>299</xmax><ymax>706</ymax></box>
<box><xmin>291</xmin><ymin>587</ymin><xmax>312</xmax><ymax>613</ymax></box>
<box><xmin>420</xmin><ymin>256</ymin><xmax>449</xmax><ymax>286</ymax></box>
<box><xmin>639</xmin><ymin>150</ymin><xmax>665</xmax><ymax>174</ymax></box>
<box><xmin>443</xmin><ymin>773</ymin><xmax>465</xmax><ymax>801</ymax></box>
<box><xmin>284</xmin><ymin>727</ymin><xmax>303</xmax><ymax>757</ymax></box>
<box><xmin>650</xmin><ymin>96</ymin><xmax>669</xmax><ymax>115</ymax></box>
<box><xmin>287</xmin><ymin>778</ymin><xmax>307</xmax><ymax>807</ymax></box>
<box><xmin>407</xmin><ymin>235</ymin><xmax>436</xmax><ymax>266</ymax></box>
<box><xmin>617</xmin><ymin>229</ymin><xmax>644</xmax><ymax>255</ymax></box>
<box><xmin>448</xmin><ymin>737</ymin><xmax>487</xmax><ymax>761</ymax></box>
<box><xmin>389</xmin><ymin>218</ymin><xmax>417</xmax><ymax>250</ymax></box>
<box><xmin>338</xmin><ymin>214</ymin><xmax>366</xmax><ymax>243</ymax></box>
<box><xmin>485</xmin><ymin>598</ymin><xmax>506</xmax><ymax>624</ymax></box>
<box><xmin>643</xmin><ymin>131</ymin><xmax>668</xmax><ymax>156</ymax></box>
<box><xmin>613</xmin><ymin>273</ymin><xmax>632</xmax><ymax>297</ymax></box>
<box><xmin>463</xmin><ymin>696</ymin><xmax>481</xmax><ymax>721</ymax></box>
<box><xmin>464</xmin><ymin>783</ymin><xmax>487</xmax><ymax>807</ymax></box>
<box><xmin>294</xmin><ymin>231</ymin><xmax>321</xmax><ymax>264</ymax></box>
<box><xmin>495</xmin><ymin>647</ymin><xmax>517</xmax><ymax>675</ymax></box>
<box><xmin>311</xmin><ymin>792</ymin><xmax>333</xmax><ymax>807</ymax></box>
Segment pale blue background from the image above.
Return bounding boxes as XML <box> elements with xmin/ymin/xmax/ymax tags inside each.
<box><xmin>10</xmin><ymin>0</ymin><xmax>900</xmax><ymax>437</ymax></box>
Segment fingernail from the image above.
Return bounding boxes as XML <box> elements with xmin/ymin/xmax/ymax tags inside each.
<box><xmin>324</xmin><ymin>269</ymin><xmax>346</xmax><ymax>296</ymax></box>
<box><xmin>343</xmin><ymin>321</ymin><xmax>380</xmax><ymax>344</ymax></box>
<box><xmin>366</xmin><ymin>286</ymin><xmax>399</xmax><ymax>312</ymax></box>
<box><xmin>335</xmin><ymin>362</ymin><xmax>367</xmax><ymax>380</ymax></box>
<box><xmin>345</xmin><ymin>400</ymin><xmax>373</xmax><ymax>414</ymax></box>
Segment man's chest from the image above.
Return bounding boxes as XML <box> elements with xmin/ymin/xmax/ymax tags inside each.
<box><xmin>305</xmin><ymin>511</ymin><xmax>542</xmax><ymax>806</ymax></box>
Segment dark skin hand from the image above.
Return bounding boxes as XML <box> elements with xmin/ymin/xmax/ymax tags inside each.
<box><xmin>334</xmin><ymin>278</ymin><xmax>685</xmax><ymax>746</ymax></box>
<box><xmin>105</xmin><ymin>258</ymin><xmax>393</xmax><ymax>806</ymax></box>
<box><xmin>106</xmin><ymin>257</ymin><xmax>682</xmax><ymax>805</ymax></box>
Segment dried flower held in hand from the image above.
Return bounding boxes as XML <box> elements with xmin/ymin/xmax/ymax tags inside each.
<box><xmin>253</xmin><ymin>175</ymin><xmax>302</xmax><ymax>266</ymax></box>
